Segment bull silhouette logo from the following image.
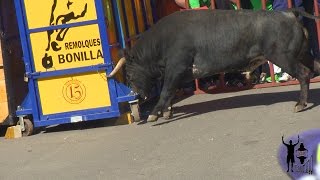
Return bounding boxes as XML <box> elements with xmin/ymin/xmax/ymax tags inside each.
<box><xmin>42</xmin><ymin>0</ymin><xmax>88</xmax><ymax>69</ymax></box>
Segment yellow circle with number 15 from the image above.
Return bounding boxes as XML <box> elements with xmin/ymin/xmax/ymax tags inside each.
<box><xmin>62</xmin><ymin>79</ymin><xmax>86</xmax><ymax>104</ymax></box>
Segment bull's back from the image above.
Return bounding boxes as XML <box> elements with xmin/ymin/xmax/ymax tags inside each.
<box><xmin>149</xmin><ymin>10</ymin><xmax>298</xmax><ymax>49</ymax></box>
<box><xmin>165</xmin><ymin>10</ymin><xmax>301</xmax><ymax>68</ymax></box>
<box><xmin>135</xmin><ymin>9</ymin><xmax>304</xmax><ymax>73</ymax></box>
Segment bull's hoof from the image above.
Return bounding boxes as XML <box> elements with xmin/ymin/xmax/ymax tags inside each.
<box><xmin>163</xmin><ymin>111</ymin><xmax>173</xmax><ymax>120</ymax></box>
<box><xmin>294</xmin><ymin>103</ymin><xmax>307</xmax><ymax>113</ymax></box>
<box><xmin>147</xmin><ymin>115</ymin><xmax>158</xmax><ymax>122</ymax></box>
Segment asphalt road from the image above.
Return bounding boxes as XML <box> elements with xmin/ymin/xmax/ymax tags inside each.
<box><xmin>1</xmin><ymin>83</ymin><xmax>320</xmax><ymax>180</ymax></box>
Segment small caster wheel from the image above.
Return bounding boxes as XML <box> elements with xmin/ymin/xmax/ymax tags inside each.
<box><xmin>129</xmin><ymin>100</ymin><xmax>141</xmax><ymax>122</ymax></box>
<box><xmin>18</xmin><ymin>118</ymin><xmax>34</xmax><ymax>136</ymax></box>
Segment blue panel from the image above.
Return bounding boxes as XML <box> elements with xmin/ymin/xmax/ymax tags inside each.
<box><xmin>115</xmin><ymin>81</ymin><xmax>137</xmax><ymax>102</ymax></box>
<box><xmin>26</xmin><ymin>63</ymin><xmax>111</xmax><ymax>79</ymax></box>
<box><xmin>13</xmin><ymin>0</ymin><xmax>137</xmax><ymax>129</ymax></box>
<box><xmin>112</xmin><ymin>0</ymin><xmax>126</xmax><ymax>48</ymax></box>
<box><xmin>29</xmin><ymin>20</ymin><xmax>98</xmax><ymax>34</ymax></box>
<box><xmin>16</xmin><ymin>93</ymin><xmax>33</xmax><ymax>116</ymax></box>
<box><xmin>95</xmin><ymin>0</ymin><xmax>120</xmax><ymax>113</ymax></box>
<box><xmin>14</xmin><ymin>0</ymin><xmax>41</xmax><ymax>123</ymax></box>
<box><xmin>41</xmin><ymin>107</ymin><xmax>114</xmax><ymax>118</ymax></box>
<box><xmin>34</xmin><ymin>111</ymin><xmax>120</xmax><ymax>127</ymax></box>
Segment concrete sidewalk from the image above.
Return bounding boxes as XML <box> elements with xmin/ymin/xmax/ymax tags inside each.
<box><xmin>1</xmin><ymin>83</ymin><xmax>320</xmax><ymax>180</ymax></box>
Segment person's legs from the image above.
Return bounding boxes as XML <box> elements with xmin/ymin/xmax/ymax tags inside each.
<box><xmin>258</xmin><ymin>62</ymin><xmax>270</xmax><ymax>83</ymax></box>
<box><xmin>215</xmin><ymin>0</ymin><xmax>233</xmax><ymax>9</ymax></box>
<box><xmin>287</xmin><ymin>157</ymin><xmax>290</xmax><ymax>172</ymax></box>
<box><xmin>261</xmin><ymin>63</ymin><xmax>270</xmax><ymax>76</ymax></box>
<box><xmin>272</xmin><ymin>0</ymin><xmax>303</xmax><ymax>11</ymax></box>
<box><xmin>306</xmin><ymin>20</ymin><xmax>319</xmax><ymax>58</ymax></box>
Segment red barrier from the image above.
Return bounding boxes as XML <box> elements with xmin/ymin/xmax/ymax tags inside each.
<box><xmin>185</xmin><ymin>0</ymin><xmax>189</xmax><ymax>9</ymax></box>
<box><xmin>261</xmin><ymin>0</ymin><xmax>266</xmax><ymax>9</ymax></box>
<box><xmin>211</xmin><ymin>0</ymin><xmax>216</xmax><ymax>9</ymax></box>
<box><xmin>261</xmin><ymin>0</ymin><xmax>276</xmax><ymax>85</ymax></box>
<box><xmin>287</xmin><ymin>0</ymin><xmax>293</xmax><ymax>8</ymax></box>
<box><xmin>235</xmin><ymin>0</ymin><xmax>241</xmax><ymax>9</ymax></box>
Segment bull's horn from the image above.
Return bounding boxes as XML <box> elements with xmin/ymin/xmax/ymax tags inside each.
<box><xmin>108</xmin><ymin>57</ymin><xmax>126</xmax><ymax>77</ymax></box>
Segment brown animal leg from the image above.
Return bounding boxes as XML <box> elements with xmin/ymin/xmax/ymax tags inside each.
<box><xmin>294</xmin><ymin>63</ymin><xmax>311</xmax><ymax>112</ymax></box>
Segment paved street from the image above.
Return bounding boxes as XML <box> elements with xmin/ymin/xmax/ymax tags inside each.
<box><xmin>1</xmin><ymin>83</ymin><xmax>320</xmax><ymax>180</ymax></box>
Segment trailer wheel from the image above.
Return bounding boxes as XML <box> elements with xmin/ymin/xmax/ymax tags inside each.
<box><xmin>130</xmin><ymin>102</ymin><xmax>141</xmax><ymax>122</ymax></box>
<box><xmin>19</xmin><ymin>118</ymin><xmax>34</xmax><ymax>137</ymax></box>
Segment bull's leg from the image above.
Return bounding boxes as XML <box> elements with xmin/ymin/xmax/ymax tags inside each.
<box><xmin>163</xmin><ymin>103</ymin><xmax>173</xmax><ymax>120</ymax></box>
<box><xmin>292</xmin><ymin>51</ymin><xmax>313</xmax><ymax>112</ymax></box>
<box><xmin>147</xmin><ymin>87</ymin><xmax>177</xmax><ymax>122</ymax></box>
<box><xmin>294</xmin><ymin>63</ymin><xmax>311</xmax><ymax>112</ymax></box>
<box><xmin>268</xmin><ymin>42</ymin><xmax>313</xmax><ymax>112</ymax></box>
<box><xmin>275</xmin><ymin>62</ymin><xmax>310</xmax><ymax>112</ymax></box>
<box><xmin>147</xmin><ymin>55</ymin><xmax>192</xmax><ymax>122</ymax></box>
<box><xmin>277</xmin><ymin>61</ymin><xmax>311</xmax><ymax>112</ymax></box>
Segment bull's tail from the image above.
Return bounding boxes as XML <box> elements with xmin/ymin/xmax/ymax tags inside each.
<box><xmin>288</xmin><ymin>8</ymin><xmax>320</xmax><ymax>20</ymax></box>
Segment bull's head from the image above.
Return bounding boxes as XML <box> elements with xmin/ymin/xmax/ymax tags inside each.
<box><xmin>108</xmin><ymin>50</ymin><xmax>154</xmax><ymax>100</ymax></box>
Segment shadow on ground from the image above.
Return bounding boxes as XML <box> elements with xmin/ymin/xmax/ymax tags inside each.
<box><xmin>42</xmin><ymin>118</ymin><xmax>118</xmax><ymax>134</ymax></box>
<box><xmin>0</xmin><ymin>126</ymin><xmax>8</xmax><ymax>137</ymax></box>
<box><xmin>0</xmin><ymin>118</ymin><xmax>119</xmax><ymax>137</ymax></box>
<box><xmin>2</xmin><ymin>88</ymin><xmax>319</xmax><ymax>136</ymax></box>
<box><xmin>151</xmin><ymin>88</ymin><xmax>320</xmax><ymax>126</ymax></box>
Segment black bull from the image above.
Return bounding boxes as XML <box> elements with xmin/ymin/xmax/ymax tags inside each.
<box><xmin>109</xmin><ymin>9</ymin><xmax>320</xmax><ymax>122</ymax></box>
